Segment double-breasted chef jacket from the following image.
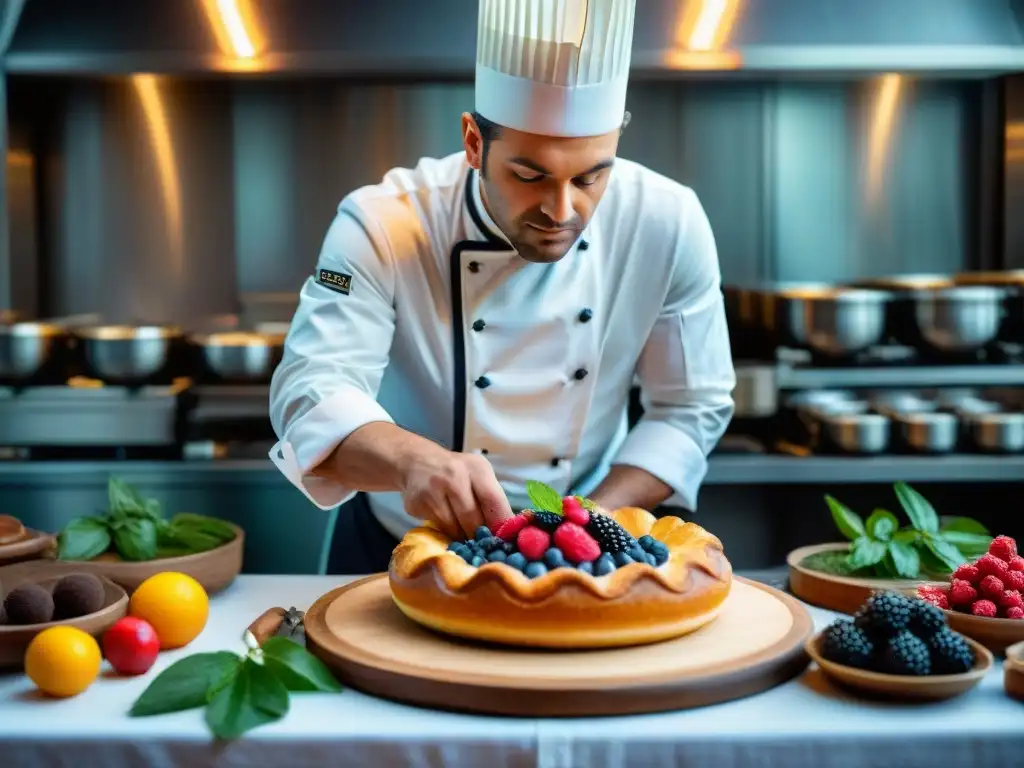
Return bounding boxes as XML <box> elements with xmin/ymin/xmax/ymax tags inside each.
<box><xmin>269</xmin><ymin>150</ymin><xmax>736</xmax><ymax>541</ymax></box>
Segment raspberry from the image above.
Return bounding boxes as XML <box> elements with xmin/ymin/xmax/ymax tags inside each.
<box><xmin>917</xmin><ymin>590</ymin><xmax>950</xmax><ymax>610</ymax></box>
<box><xmin>1009</xmin><ymin>556</ymin><xmax>1024</xmax><ymax>572</ymax></box>
<box><xmin>989</xmin><ymin>535</ymin><xmax>1018</xmax><ymax>561</ymax></box>
<box><xmin>976</xmin><ymin>554</ymin><xmax>1011</xmax><ymax>581</ymax></box>
<box><xmin>971</xmin><ymin>599</ymin><xmax>997</xmax><ymax>618</ymax></box>
<box><xmin>552</xmin><ymin>522</ymin><xmax>601</xmax><ymax>564</ymax></box>
<box><xmin>1000</xmin><ymin>590</ymin><xmax>1024</xmax><ymax>610</ymax></box>
<box><xmin>949</xmin><ymin>579</ymin><xmax>978</xmax><ymax>606</ymax></box>
<box><xmin>1006</xmin><ymin>606</ymin><xmax>1024</xmax><ymax>620</ymax></box>
<box><xmin>560</xmin><ymin>497</ymin><xmax>590</xmax><ymax>526</ymax></box>
<box><xmin>496</xmin><ymin>513</ymin><xmax>533</xmax><ymax>542</ymax></box>
<box><xmin>1008</xmin><ymin>571</ymin><xmax>1024</xmax><ymax>592</ymax></box>
<box><xmin>952</xmin><ymin>564</ymin><xmax>981</xmax><ymax>584</ymax></box>
<box><xmin>979</xmin><ymin>575</ymin><xmax>1005</xmax><ymax>600</ymax></box>
<box><xmin>516</xmin><ymin>526</ymin><xmax>551</xmax><ymax>561</ymax></box>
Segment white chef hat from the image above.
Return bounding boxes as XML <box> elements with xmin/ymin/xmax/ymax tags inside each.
<box><xmin>474</xmin><ymin>0</ymin><xmax>637</xmax><ymax>138</ymax></box>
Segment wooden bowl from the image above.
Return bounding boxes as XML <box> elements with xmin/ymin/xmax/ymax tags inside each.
<box><xmin>1003</xmin><ymin>640</ymin><xmax>1024</xmax><ymax>701</ymax></box>
<box><xmin>806</xmin><ymin>630</ymin><xmax>992</xmax><ymax>701</ymax></box>
<box><xmin>938</xmin><ymin>609</ymin><xmax>1024</xmax><ymax>655</ymax></box>
<box><xmin>0</xmin><ymin>573</ymin><xmax>128</xmax><ymax>669</ymax></box>
<box><xmin>55</xmin><ymin>523</ymin><xmax>244</xmax><ymax>595</ymax></box>
<box><xmin>0</xmin><ymin>529</ymin><xmax>57</xmax><ymax>568</ymax></box>
<box><xmin>788</xmin><ymin>543</ymin><xmax>942</xmax><ymax>615</ymax></box>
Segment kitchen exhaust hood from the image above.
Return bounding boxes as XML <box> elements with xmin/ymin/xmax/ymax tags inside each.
<box><xmin>6</xmin><ymin>0</ymin><xmax>1024</xmax><ymax>77</ymax></box>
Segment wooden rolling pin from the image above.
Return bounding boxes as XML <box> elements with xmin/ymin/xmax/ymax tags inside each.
<box><xmin>246</xmin><ymin>606</ymin><xmax>305</xmax><ymax>645</ymax></box>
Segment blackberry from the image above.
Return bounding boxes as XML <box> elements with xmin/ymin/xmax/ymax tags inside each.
<box><xmin>819</xmin><ymin>618</ymin><xmax>874</xmax><ymax>669</ymax></box>
<box><xmin>880</xmin><ymin>630</ymin><xmax>932</xmax><ymax>676</ymax></box>
<box><xmin>532</xmin><ymin>511</ymin><xmax>563</xmax><ymax>532</ymax></box>
<box><xmin>853</xmin><ymin>591</ymin><xmax>912</xmax><ymax>639</ymax></box>
<box><xmin>586</xmin><ymin>513</ymin><xmax>634</xmax><ymax>553</ymax></box>
<box><xmin>927</xmin><ymin>627</ymin><xmax>975</xmax><ymax>674</ymax></box>
<box><xmin>908</xmin><ymin>599</ymin><xmax>947</xmax><ymax>639</ymax></box>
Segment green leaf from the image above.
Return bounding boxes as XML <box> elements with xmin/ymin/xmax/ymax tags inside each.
<box><xmin>108</xmin><ymin>476</ymin><xmax>147</xmax><ymax>515</ymax></box>
<box><xmin>938</xmin><ymin>530</ymin><xmax>991</xmax><ymax>557</ymax></box>
<box><xmin>894</xmin><ymin>482</ymin><xmax>938</xmax><ymax>534</ymax></box>
<box><xmin>205</xmin><ymin>658</ymin><xmax>289</xmax><ymax>740</ymax></box>
<box><xmin>887</xmin><ymin>540</ymin><xmax>921</xmax><ymax>578</ymax></box>
<box><xmin>847</xmin><ymin>537</ymin><xmax>887</xmax><ymax>570</ymax></box>
<box><xmin>261</xmin><ymin>637</ymin><xmax>342</xmax><ymax>693</ymax></box>
<box><xmin>57</xmin><ymin>516</ymin><xmax>112</xmax><ymax>561</ymax></box>
<box><xmin>923</xmin><ymin>535</ymin><xmax>966</xmax><ymax>572</ymax></box>
<box><xmin>130</xmin><ymin>652</ymin><xmax>242</xmax><ymax>717</ymax></box>
<box><xmin>866</xmin><ymin>508</ymin><xmax>899</xmax><ymax>542</ymax></box>
<box><xmin>143</xmin><ymin>497</ymin><xmax>164</xmax><ymax>522</ymax></box>
<box><xmin>940</xmin><ymin>517</ymin><xmax>990</xmax><ymax>535</ymax></box>
<box><xmin>526</xmin><ymin>480</ymin><xmax>563</xmax><ymax>515</ymax></box>
<box><xmin>893</xmin><ymin>529</ymin><xmax>921</xmax><ymax>544</ymax></box>
<box><xmin>824</xmin><ymin>495</ymin><xmax>865</xmax><ymax>541</ymax></box>
<box><xmin>113</xmin><ymin>517</ymin><xmax>158</xmax><ymax>561</ymax></box>
<box><xmin>574</xmin><ymin>495</ymin><xmax>597</xmax><ymax>511</ymax></box>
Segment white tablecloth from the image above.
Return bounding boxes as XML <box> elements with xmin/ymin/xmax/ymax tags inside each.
<box><xmin>0</xmin><ymin>575</ymin><xmax>1022</xmax><ymax>768</ymax></box>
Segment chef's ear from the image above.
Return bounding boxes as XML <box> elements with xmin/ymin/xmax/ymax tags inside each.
<box><xmin>461</xmin><ymin>112</ymin><xmax>485</xmax><ymax>171</ymax></box>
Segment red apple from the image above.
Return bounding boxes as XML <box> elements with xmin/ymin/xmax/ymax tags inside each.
<box><xmin>102</xmin><ymin>617</ymin><xmax>160</xmax><ymax>675</ymax></box>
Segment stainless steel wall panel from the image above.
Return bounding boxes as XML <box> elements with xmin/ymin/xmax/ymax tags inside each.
<box><xmin>1006</xmin><ymin>75</ymin><xmax>1024</xmax><ymax>270</ymax></box>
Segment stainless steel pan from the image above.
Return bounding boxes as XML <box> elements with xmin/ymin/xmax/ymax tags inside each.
<box><xmin>770</xmin><ymin>285</ymin><xmax>890</xmax><ymax>358</ymax></box>
<box><xmin>953</xmin><ymin>271</ymin><xmax>1024</xmax><ymax>344</ymax></box>
<box><xmin>0</xmin><ymin>322</ymin><xmax>65</xmax><ymax>382</ymax></box>
<box><xmin>189</xmin><ymin>331</ymin><xmax>284</xmax><ymax>383</ymax></box>
<box><xmin>75</xmin><ymin>325</ymin><xmax>181</xmax><ymax>384</ymax></box>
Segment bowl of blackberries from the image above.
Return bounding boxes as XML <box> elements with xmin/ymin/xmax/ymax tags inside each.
<box><xmin>0</xmin><ymin>572</ymin><xmax>128</xmax><ymax>668</ymax></box>
<box><xmin>806</xmin><ymin>590</ymin><xmax>993</xmax><ymax>701</ymax></box>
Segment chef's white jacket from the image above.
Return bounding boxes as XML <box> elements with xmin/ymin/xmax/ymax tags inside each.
<box><xmin>269</xmin><ymin>151</ymin><xmax>735</xmax><ymax>540</ymax></box>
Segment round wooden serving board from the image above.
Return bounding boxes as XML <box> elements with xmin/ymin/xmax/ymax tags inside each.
<box><xmin>304</xmin><ymin>574</ymin><xmax>814</xmax><ymax>717</ymax></box>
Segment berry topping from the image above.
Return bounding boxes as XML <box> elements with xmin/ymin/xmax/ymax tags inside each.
<box><xmin>853</xmin><ymin>591</ymin><xmax>912</xmax><ymax>638</ymax></box>
<box><xmin>495</xmin><ymin>513</ymin><xmax>533</xmax><ymax>542</ymax></box>
<box><xmin>916</xmin><ymin>585</ymin><xmax>950</xmax><ymax>610</ymax></box>
<box><xmin>989</xmin><ymin>535</ymin><xmax>1018</xmax><ymax>562</ymax></box>
<box><xmin>979</xmin><ymin>575</ymin><xmax>1005</xmax><ymax>600</ymax></box>
<box><xmin>553</xmin><ymin>522</ymin><xmax>601</xmax><ymax>564</ymax></box>
<box><xmin>999</xmin><ymin>590</ymin><xmax>1024</xmax><ymax>610</ymax></box>
<box><xmin>506</xmin><ymin>552</ymin><xmax>527</xmax><ymax>571</ymax></box>
<box><xmin>542</xmin><ymin>547</ymin><xmax>567</xmax><ymax>569</ymax></box>
<box><xmin>908</xmin><ymin>599</ymin><xmax>946</xmax><ymax>638</ymax></box>
<box><xmin>524</xmin><ymin>561</ymin><xmax>548</xmax><ymax>579</ymax></box>
<box><xmin>971</xmin><ymin>599</ymin><xmax>997</xmax><ymax>618</ymax></box>
<box><xmin>577</xmin><ymin>561</ymin><xmax>595</xmax><ymax>575</ymax></box>
<box><xmin>820</xmin><ymin>618</ymin><xmax>874</xmax><ymax>669</ymax></box>
<box><xmin>1008</xmin><ymin>571</ymin><xmax>1024</xmax><ymax>592</ymax></box>
<box><xmin>927</xmin><ymin>627</ymin><xmax>975</xmax><ymax>674</ymax></box>
<box><xmin>1009</xmin><ymin>556</ymin><xmax>1024</xmax><ymax>572</ymax></box>
<box><xmin>531</xmin><ymin>510</ymin><xmax>564</xmax><ymax>532</ymax></box>
<box><xmin>586</xmin><ymin>512</ymin><xmax>635</xmax><ymax>553</ymax></box>
<box><xmin>952</xmin><ymin>564</ymin><xmax>981</xmax><ymax>584</ymax></box>
<box><xmin>880</xmin><ymin>630</ymin><xmax>932</xmax><ymax>676</ymax></box>
<box><xmin>975</xmin><ymin>554</ymin><xmax>1011</xmax><ymax>581</ymax></box>
<box><xmin>949</xmin><ymin>579</ymin><xmax>978</xmax><ymax>606</ymax></box>
<box><xmin>561</xmin><ymin>496</ymin><xmax>590</xmax><ymax>526</ymax></box>
<box><xmin>516</xmin><ymin>527</ymin><xmax>551</xmax><ymax>561</ymax></box>
<box><xmin>1006</xmin><ymin>606</ymin><xmax>1024</xmax><ymax>620</ymax></box>
<box><xmin>474</xmin><ymin>526</ymin><xmax>492</xmax><ymax>542</ymax></box>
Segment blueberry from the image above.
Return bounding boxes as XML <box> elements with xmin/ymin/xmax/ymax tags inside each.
<box><xmin>506</xmin><ymin>552</ymin><xmax>527</xmax><ymax>571</ymax></box>
<box><xmin>475</xmin><ymin>526</ymin><xmax>492</xmax><ymax>541</ymax></box>
<box><xmin>628</xmin><ymin>543</ymin><xmax>646</xmax><ymax>562</ymax></box>
<box><xmin>487</xmin><ymin>549</ymin><xmax>507</xmax><ymax>563</ymax></box>
<box><xmin>654</xmin><ymin>549</ymin><xmax>669</xmax><ymax>566</ymax></box>
<box><xmin>460</xmin><ymin>550</ymin><xmax>475</xmax><ymax>564</ymax></box>
<box><xmin>644</xmin><ymin>552</ymin><xmax>657</xmax><ymax>566</ymax></box>
<box><xmin>524</xmin><ymin>562</ymin><xmax>548</xmax><ymax>579</ymax></box>
<box><xmin>638</xmin><ymin>535</ymin><xmax>656</xmax><ymax>551</ymax></box>
<box><xmin>481</xmin><ymin>536</ymin><xmax>503</xmax><ymax>552</ymax></box>
<box><xmin>470</xmin><ymin>555</ymin><xmax>486</xmax><ymax>567</ymax></box>
<box><xmin>595</xmin><ymin>553</ymin><xmax>617</xmax><ymax>576</ymax></box>
<box><xmin>614</xmin><ymin>552</ymin><xmax>635</xmax><ymax>567</ymax></box>
<box><xmin>543</xmin><ymin>548</ymin><xmax>567</xmax><ymax>569</ymax></box>
<box><xmin>448</xmin><ymin>542</ymin><xmax>463</xmax><ymax>552</ymax></box>
<box><xmin>650</xmin><ymin>541</ymin><xmax>669</xmax><ymax>558</ymax></box>
<box><xmin>577</xmin><ymin>561</ymin><xmax>595</xmax><ymax>575</ymax></box>
<box><xmin>502</xmin><ymin>541</ymin><xmax>516</xmax><ymax>554</ymax></box>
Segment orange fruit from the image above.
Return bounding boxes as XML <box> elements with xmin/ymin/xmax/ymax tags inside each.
<box><xmin>129</xmin><ymin>572</ymin><xmax>209</xmax><ymax>650</ymax></box>
<box><xmin>25</xmin><ymin>626</ymin><xmax>102</xmax><ymax>698</ymax></box>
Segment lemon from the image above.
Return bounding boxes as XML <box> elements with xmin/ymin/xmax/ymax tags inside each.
<box><xmin>25</xmin><ymin>626</ymin><xmax>102</xmax><ymax>698</ymax></box>
<box><xmin>130</xmin><ymin>572</ymin><xmax>209</xmax><ymax>650</ymax></box>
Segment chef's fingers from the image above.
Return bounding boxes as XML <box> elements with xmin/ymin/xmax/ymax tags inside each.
<box><xmin>446</xmin><ymin>480</ymin><xmax>485</xmax><ymax>538</ymax></box>
<box><xmin>422</xmin><ymin>497</ymin><xmax>461</xmax><ymax>541</ymax></box>
<box><xmin>471</xmin><ymin>467</ymin><xmax>514</xmax><ymax>530</ymax></box>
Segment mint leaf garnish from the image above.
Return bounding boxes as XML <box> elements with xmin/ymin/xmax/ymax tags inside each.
<box><xmin>205</xmin><ymin>658</ymin><xmax>289</xmax><ymax>740</ymax></box>
<box><xmin>130</xmin><ymin>652</ymin><xmax>242</xmax><ymax>717</ymax></box>
<box><xmin>526</xmin><ymin>480</ymin><xmax>563</xmax><ymax>515</ymax></box>
<box><xmin>262</xmin><ymin>637</ymin><xmax>342</xmax><ymax>693</ymax></box>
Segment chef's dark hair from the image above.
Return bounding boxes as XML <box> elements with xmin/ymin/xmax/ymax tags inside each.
<box><xmin>471</xmin><ymin>110</ymin><xmax>631</xmax><ymax>177</ymax></box>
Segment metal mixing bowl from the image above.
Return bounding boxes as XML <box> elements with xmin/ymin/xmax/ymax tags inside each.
<box><xmin>191</xmin><ymin>331</ymin><xmax>284</xmax><ymax>382</ymax></box>
<box><xmin>772</xmin><ymin>286</ymin><xmax>890</xmax><ymax>358</ymax></box>
<box><xmin>0</xmin><ymin>323</ymin><xmax>64</xmax><ymax>382</ymax></box>
<box><xmin>76</xmin><ymin>325</ymin><xmax>181</xmax><ymax>383</ymax></box>
<box><xmin>820</xmin><ymin>413</ymin><xmax>891</xmax><ymax>454</ymax></box>
<box><xmin>954</xmin><ymin>271</ymin><xmax>1024</xmax><ymax>343</ymax></box>
<box><xmin>910</xmin><ymin>285</ymin><xmax>1006</xmax><ymax>354</ymax></box>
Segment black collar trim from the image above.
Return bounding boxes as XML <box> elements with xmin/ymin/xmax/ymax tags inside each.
<box><xmin>464</xmin><ymin>170</ymin><xmax>506</xmax><ymax>246</ymax></box>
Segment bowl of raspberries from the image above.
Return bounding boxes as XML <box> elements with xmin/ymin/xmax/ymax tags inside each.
<box><xmin>808</xmin><ymin>590</ymin><xmax>992</xmax><ymax>701</ymax></box>
<box><xmin>916</xmin><ymin>535</ymin><xmax>1024</xmax><ymax>653</ymax></box>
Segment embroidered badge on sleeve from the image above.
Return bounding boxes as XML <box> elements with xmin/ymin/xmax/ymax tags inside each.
<box><xmin>316</xmin><ymin>269</ymin><xmax>352</xmax><ymax>295</ymax></box>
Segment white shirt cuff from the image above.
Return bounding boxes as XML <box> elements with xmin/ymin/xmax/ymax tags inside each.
<box><xmin>611</xmin><ymin>419</ymin><xmax>709</xmax><ymax>511</ymax></box>
<box><xmin>269</xmin><ymin>385</ymin><xmax>395</xmax><ymax>510</ymax></box>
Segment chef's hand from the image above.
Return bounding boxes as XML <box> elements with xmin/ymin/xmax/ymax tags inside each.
<box><xmin>399</xmin><ymin>448</ymin><xmax>514</xmax><ymax>540</ymax></box>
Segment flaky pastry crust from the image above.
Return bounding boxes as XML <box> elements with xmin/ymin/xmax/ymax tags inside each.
<box><xmin>388</xmin><ymin>507</ymin><xmax>733</xmax><ymax>648</ymax></box>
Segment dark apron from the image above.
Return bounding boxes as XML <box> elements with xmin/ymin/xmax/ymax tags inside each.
<box><xmin>325</xmin><ymin>493</ymin><xmax>401</xmax><ymax>575</ymax></box>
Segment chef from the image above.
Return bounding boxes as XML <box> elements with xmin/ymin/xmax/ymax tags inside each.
<box><xmin>269</xmin><ymin>0</ymin><xmax>736</xmax><ymax>574</ymax></box>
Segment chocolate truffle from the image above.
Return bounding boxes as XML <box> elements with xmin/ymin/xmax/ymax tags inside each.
<box><xmin>52</xmin><ymin>573</ymin><xmax>105</xmax><ymax>620</ymax></box>
<box><xmin>3</xmin><ymin>583</ymin><xmax>54</xmax><ymax>625</ymax></box>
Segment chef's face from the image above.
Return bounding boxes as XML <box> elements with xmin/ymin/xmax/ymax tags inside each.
<box><xmin>462</xmin><ymin>113</ymin><xmax>620</xmax><ymax>263</ymax></box>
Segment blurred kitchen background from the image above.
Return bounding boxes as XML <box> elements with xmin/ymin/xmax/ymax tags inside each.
<box><xmin>1</xmin><ymin>0</ymin><xmax>1024</xmax><ymax>574</ymax></box>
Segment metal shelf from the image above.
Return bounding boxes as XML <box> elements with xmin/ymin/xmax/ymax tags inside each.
<box><xmin>704</xmin><ymin>454</ymin><xmax>1024</xmax><ymax>485</ymax></box>
<box><xmin>773</xmin><ymin>363</ymin><xmax>1024</xmax><ymax>390</ymax></box>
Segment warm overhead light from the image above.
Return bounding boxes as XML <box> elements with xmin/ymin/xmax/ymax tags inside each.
<box><xmin>200</xmin><ymin>0</ymin><xmax>265</xmax><ymax>66</ymax></box>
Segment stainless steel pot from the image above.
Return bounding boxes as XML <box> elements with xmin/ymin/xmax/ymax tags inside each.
<box><xmin>894</xmin><ymin>411</ymin><xmax>959</xmax><ymax>453</ymax></box>
<box><xmin>869</xmin><ymin>391</ymin><xmax>936</xmax><ymax>417</ymax></box>
<box><xmin>76</xmin><ymin>325</ymin><xmax>180</xmax><ymax>383</ymax></box>
<box><xmin>910</xmin><ymin>285</ymin><xmax>1005</xmax><ymax>354</ymax></box>
<box><xmin>0</xmin><ymin>322</ymin><xmax>64</xmax><ymax>382</ymax></box>
<box><xmin>190</xmin><ymin>331</ymin><xmax>284</xmax><ymax>382</ymax></box>
<box><xmin>772</xmin><ymin>285</ymin><xmax>890</xmax><ymax>358</ymax></box>
<box><xmin>966</xmin><ymin>411</ymin><xmax>1024</xmax><ymax>453</ymax></box>
<box><xmin>954</xmin><ymin>270</ymin><xmax>1024</xmax><ymax>344</ymax></box>
<box><xmin>820</xmin><ymin>412</ymin><xmax>891</xmax><ymax>454</ymax></box>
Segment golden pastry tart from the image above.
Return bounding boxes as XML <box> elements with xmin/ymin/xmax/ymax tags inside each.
<box><xmin>389</xmin><ymin>498</ymin><xmax>732</xmax><ymax>649</ymax></box>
